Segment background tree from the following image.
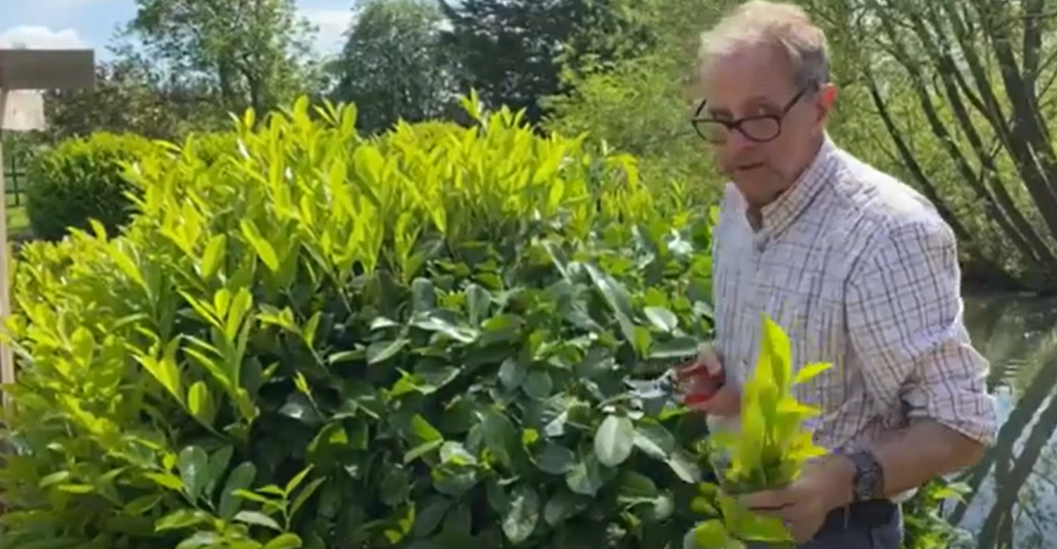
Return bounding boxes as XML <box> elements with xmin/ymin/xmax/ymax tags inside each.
<box><xmin>42</xmin><ymin>53</ymin><xmax>216</xmax><ymax>141</ymax></box>
<box><xmin>439</xmin><ymin>0</ymin><xmax>633</xmax><ymax>126</ymax></box>
<box><xmin>124</xmin><ymin>0</ymin><xmax>322</xmax><ymax>119</ymax></box>
<box><xmin>803</xmin><ymin>0</ymin><xmax>1057</xmax><ymax>292</ymax></box>
<box><xmin>542</xmin><ymin>0</ymin><xmax>741</xmax><ymax>193</ymax></box>
<box><xmin>331</xmin><ymin>0</ymin><xmax>460</xmax><ymax>134</ymax></box>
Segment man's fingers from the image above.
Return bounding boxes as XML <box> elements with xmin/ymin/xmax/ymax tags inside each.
<box><xmin>739</xmin><ymin>489</ymin><xmax>792</xmax><ymax>512</ymax></box>
<box><xmin>738</xmin><ymin>491</ymin><xmax>816</xmax><ymax>543</ymax></box>
<box><xmin>673</xmin><ymin>361</ymin><xmax>711</xmax><ymax>380</ymax></box>
<box><xmin>770</xmin><ymin>506</ymin><xmax>816</xmax><ymax>544</ymax></box>
<box><xmin>696</xmin><ymin>345</ymin><xmax>723</xmax><ymax>376</ymax></box>
<box><xmin>674</xmin><ymin>345</ymin><xmax>723</xmax><ymax>377</ymax></box>
<box><xmin>688</xmin><ymin>384</ymin><xmax>739</xmax><ymax>415</ymax></box>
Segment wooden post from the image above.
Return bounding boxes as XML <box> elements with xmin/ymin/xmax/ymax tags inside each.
<box><xmin>0</xmin><ymin>49</ymin><xmax>94</xmax><ymax>407</ymax></box>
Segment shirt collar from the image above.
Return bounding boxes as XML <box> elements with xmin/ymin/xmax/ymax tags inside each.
<box><xmin>747</xmin><ymin>136</ymin><xmax>840</xmax><ymax>237</ymax></box>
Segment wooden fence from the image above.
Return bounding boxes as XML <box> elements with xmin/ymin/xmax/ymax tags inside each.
<box><xmin>1</xmin><ymin>150</ymin><xmax>25</xmax><ymax>208</ymax></box>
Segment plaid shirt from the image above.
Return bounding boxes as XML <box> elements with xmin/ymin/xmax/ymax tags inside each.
<box><xmin>711</xmin><ymin>136</ymin><xmax>998</xmax><ymax>456</ymax></box>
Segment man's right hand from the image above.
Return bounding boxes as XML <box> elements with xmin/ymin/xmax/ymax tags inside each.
<box><xmin>674</xmin><ymin>344</ymin><xmax>740</xmax><ymax>417</ymax></box>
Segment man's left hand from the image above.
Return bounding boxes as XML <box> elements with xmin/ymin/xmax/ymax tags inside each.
<box><xmin>737</xmin><ymin>458</ymin><xmax>854</xmax><ymax>544</ymax></box>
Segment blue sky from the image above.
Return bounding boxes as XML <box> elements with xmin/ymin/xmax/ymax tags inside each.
<box><xmin>0</xmin><ymin>0</ymin><xmax>353</xmax><ymax>58</ymax></box>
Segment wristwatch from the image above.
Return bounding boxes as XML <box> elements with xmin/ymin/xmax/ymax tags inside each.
<box><xmin>845</xmin><ymin>450</ymin><xmax>885</xmax><ymax>502</ymax></box>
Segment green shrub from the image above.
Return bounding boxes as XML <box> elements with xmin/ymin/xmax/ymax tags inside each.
<box><xmin>24</xmin><ymin>132</ymin><xmax>161</xmax><ymax>241</ymax></box>
<box><xmin>1</xmin><ymin>97</ymin><xmax>719</xmax><ymax>549</ymax></box>
<box><xmin>183</xmin><ymin>131</ymin><xmax>242</xmax><ymax>165</ymax></box>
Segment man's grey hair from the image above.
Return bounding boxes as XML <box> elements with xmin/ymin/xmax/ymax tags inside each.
<box><xmin>696</xmin><ymin>1</ymin><xmax>830</xmax><ymax>90</ymax></box>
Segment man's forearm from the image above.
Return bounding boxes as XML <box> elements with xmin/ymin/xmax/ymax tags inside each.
<box><xmin>872</xmin><ymin>420</ymin><xmax>986</xmax><ymax>496</ymax></box>
<box><xmin>825</xmin><ymin>420</ymin><xmax>988</xmax><ymax>507</ymax></box>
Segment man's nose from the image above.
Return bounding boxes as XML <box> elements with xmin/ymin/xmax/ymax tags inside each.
<box><xmin>725</xmin><ymin>128</ymin><xmax>756</xmax><ymax>156</ymax></box>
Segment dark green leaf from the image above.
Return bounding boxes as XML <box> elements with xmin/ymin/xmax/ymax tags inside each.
<box><xmin>480</xmin><ymin>313</ymin><xmax>523</xmax><ymax>345</ymax></box>
<box><xmin>379</xmin><ymin>466</ymin><xmax>410</xmax><ymax>505</ymax></box>
<box><xmin>177</xmin><ymin>446</ymin><xmax>209</xmax><ymax>500</ymax></box>
<box><xmin>501</xmin><ymin>485</ymin><xmax>540</xmax><ymax>544</ymax></box>
<box><xmin>465</xmin><ymin>283</ymin><xmax>491</xmax><ymax>325</ymax></box>
<box><xmin>412</xmin><ymin>312</ymin><xmax>478</xmax><ymax>343</ymax></box>
<box><xmin>583</xmin><ymin>263</ymin><xmax>637</xmax><ymax>344</ymax></box>
<box><xmin>666</xmin><ymin>448</ymin><xmax>701</xmax><ymax>483</ymax></box>
<box><xmin>533</xmin><ymin>442</ymin><xmax>576</xmax><ymax>475</ymax></box>
<box><xmin>543</xmin><ymin>490</ymin><xmax>588</xmax><ymax>526</ymax></box>
<box><xmin>481</xmin><ymin>409</ymin><xmax>519</xmax><ymax>469</ymax></box>
<box><xmin>348</xmin><ymin>418</ymin><xmax>369</xmax><ymax>450</ymax></box>
<box><xmin>404</xmin><ymin>439</ymin><xmax>444</xmax><ymax>463</ymax></box>
<box><xmin>367</xmin><ymin>338</ymin><xmax>408</xmax><ymax>365</ymax></box>
<box><xmin>414</xmin><ymin>363</ymin><xmax>461</xmax><ymax>390</ymax></box>
<box><xmin>412</xmin><ymin>497</ymin><xmax>452</xmax><ymax>537</ymax></box>
<box><xmin>593</xmin><ymin>415</ymin><xmax>635</xmax><ymax>467</ymax></box>
<box><xmin>498</xmin><ymin>358</ymin><xmax>527</xmax><ymax>391</ymax></box>
<box><xmin>279</xmin><ymin>393</ymin><xmax>322</xmax><ymax>425</ymax></box>
<box><xmin>618</xmin><ymin>471</ymin><xmax>658</xmax><ymax>498</ymax></box>
<box><xmin>432</xmin><ymin>464</ymin><xmax>479</xmax><ymax>497</ymax></box>
<box><xmin>644</xmin><ymin>306</ymin><xmax>678</xmax><ymax>332</ymax></box>
<box><xmin>219</xmin><ymin>462</ymin><xmax>257</xmax><ymax>521</ymax></box>
<box><xmin>632</xmin><ymin>325</ymin><xmax>653</xmax><ymax>357</ymax></box>
<box><xmin>412</xmin><ymin>278</ymin><xmax>436</xmax><ymax>313</ymax></box>
<box><xmin>309</xmin><ymin>422</ymin><xmax>348</xmax><ymax>454</ymax></box>
<box><xmin>204</xmin><ymin>446</ymin><xmax>233</xmax><ymax>496</ymax></box>
<box><xmin>565</xmin><ymin>456</ymin><xmax>604</xmax><ymax>496</ymax></box>
<box><xmin>648</xmin><ymin>337</ymin><xmax>699</xmax><ymax>360</ymax></box>
<box><xmin>442</xmin><ymin>502</ymin><xmax>473</xmax><ymax>535</ymax></box>
<box><xmin>521</xmin><ymin>370</ymin><xmax>552</xmax><ymax>399</ymax></box>
<box><xmin>633</xmin><ymin>419</ymin><xmax>676</xmax><ymax>459</ymax></box>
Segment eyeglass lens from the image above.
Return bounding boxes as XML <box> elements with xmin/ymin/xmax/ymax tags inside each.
<box><xmin>694</xmin><ymin>117</ymin><xmax>781</xmax><ymax>144</ymax></box>
<box><xmin>691</xmin><ymin>85</ymin><xmax>811</xmax><ymax>144</ymax></box>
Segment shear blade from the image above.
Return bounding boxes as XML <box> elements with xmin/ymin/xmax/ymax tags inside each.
<box><xmin>623</xmin><ymin>372</ymin><xmax>674</xmax><ymax>400</ymax></box>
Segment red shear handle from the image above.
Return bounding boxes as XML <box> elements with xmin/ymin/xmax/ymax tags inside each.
<box><xmin>673</xmin><ymin>358</ymin><xmax>726</xmax><ymax>406</ymax></box>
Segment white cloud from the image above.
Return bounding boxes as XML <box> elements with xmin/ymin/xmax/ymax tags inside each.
<box><xmin>0</xmin><ymin>25</ymin><xmax>88</xmax><ymax>49</ymax></box>
<box><xmin>299</xmin><ymin>8</ymin><xmax>351</xmax><ymax>53</ymax></box>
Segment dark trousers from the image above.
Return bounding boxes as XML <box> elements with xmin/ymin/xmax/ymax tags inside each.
<box><xmin>781</xmin><ymin>505</ymin><xmax>902</xmax><ymax>549</ymax></box>
<box><xmin>686</xmin><ymin>502</ymin><xmax>902</xmax><ymax>549</ymax></box>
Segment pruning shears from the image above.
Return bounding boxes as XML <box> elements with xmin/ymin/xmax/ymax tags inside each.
<box><xmin>623</xmin><ymin>357</ymin><xmax>726</xmax><ymax>412</ymax></box>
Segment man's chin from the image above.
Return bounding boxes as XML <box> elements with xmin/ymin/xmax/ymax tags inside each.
<box><xmin>731</xmin><ymin>180</ymin><xmax>773</xmax><ymax>206</ymax></box>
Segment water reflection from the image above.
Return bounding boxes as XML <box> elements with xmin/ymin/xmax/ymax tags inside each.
<box><xmin>952</xmin><ymin>294</ymin><xmax>1057</xmax><ymax>549</ymax></box>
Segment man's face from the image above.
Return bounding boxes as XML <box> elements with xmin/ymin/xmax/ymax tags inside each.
<box><xmin>694</xmin><ymin>43</ymin><xmax>834</xmax><ymax>206</ymax></box>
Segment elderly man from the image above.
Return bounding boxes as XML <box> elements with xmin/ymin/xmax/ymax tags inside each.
<box><xmin>677</xmin><ymin>2</ymin><xmax>998</xmax><ymax>548</ymax></box>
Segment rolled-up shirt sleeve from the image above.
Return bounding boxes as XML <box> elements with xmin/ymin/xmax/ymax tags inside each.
<box><xmin>846</xmin><ymin>216</ymin><xmax>998</xmax><ymax>446</ymax></box>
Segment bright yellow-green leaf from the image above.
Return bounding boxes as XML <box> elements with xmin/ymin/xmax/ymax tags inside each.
<box><xmin>240</xmin><ymin>219</ymin><xmax>280</xmax><ymax>271</ymax></box>
<box><xmin>187</xmin><ymin>381</ymin><xmax>215</xmax><ymax>427</ymax></box>
<box><xmin>144</xmin><ymin>472</ymin><xmax>184</xmax><ymax>491</ymax></box>
<box><xmin>409</xmin><ymin>414</ymin><xmax>443</xmax><ymax>443</ymax></box>
<box><xmin>264</xmin><ymin>534</ymin><xmax>303</xmax><ymax>549</ymax></box>
<box><xmin>694</xmin><ymin>519</ymin><xmax>733</xmax><ymax>548</ymax></box>
<box><xmin>294</xmin><ymin>372</ymin><xmax>310</xmax><ymax>395</ymax></box>
<box><xmin>200</xmin><ymin>234</ymin><xmax>230</xmax><ymax>281</ymax></box>
<box><xmin>705</xmin><ymin>315</ymin><xmax>833</xmax><ymax>542</ymax></box>
<box><xmin>794</xmin><ymin>362</ymin><xmax>832</xmax><ymax>385</ymax></box>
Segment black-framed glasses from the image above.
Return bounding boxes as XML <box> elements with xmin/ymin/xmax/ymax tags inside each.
<box><xmin>690</xmin><ymin>85</ymin><xmax>813</xmax><ymax>144</ymax></box>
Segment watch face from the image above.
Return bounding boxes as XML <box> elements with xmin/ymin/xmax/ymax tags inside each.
<box><xmin>852</xmin><ymin>453</ymin><xmax>882</xmax><ymax>500</ymax></box>
<box><xmin>855</xmin><ymin>467</ymin><xmax>878</xmax><ymax>499</ymax></box>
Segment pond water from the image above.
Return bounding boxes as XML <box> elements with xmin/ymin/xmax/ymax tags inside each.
<box><xmin>952</xmin><ymin>294</ymin><xmax>1057</xmax><ymax>549</ymax></box>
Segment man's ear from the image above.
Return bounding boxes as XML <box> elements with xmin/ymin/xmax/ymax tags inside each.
<box><xmin>817</xmin><ymin>83</ymin><xmax>837</xmax><ymax>121</ymax></box>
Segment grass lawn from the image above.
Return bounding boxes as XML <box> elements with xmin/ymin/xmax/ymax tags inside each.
<box><xmin>8</xmin><ymin>205</ymin><xmax>28</xmax><ymax>238</ymax></box>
